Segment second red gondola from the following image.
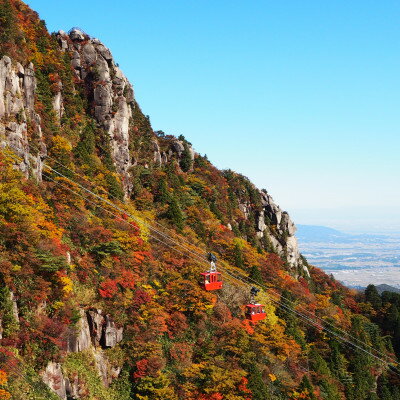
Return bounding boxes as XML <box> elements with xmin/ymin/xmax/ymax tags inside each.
<box><xmin>245</xmin><ymin>287</ymin><xmax>266</xmax><ymax>322</ymax></box>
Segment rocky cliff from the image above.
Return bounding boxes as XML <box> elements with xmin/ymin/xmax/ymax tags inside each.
<box><xmin>0</xmin><ymin>27</ymin><xmax>306</xmax><ymax>280</ymax></box>
<box><xmin>1</xmin><ymin>2</ymin><xmax>396</xmax><ymax>400</ymax></box>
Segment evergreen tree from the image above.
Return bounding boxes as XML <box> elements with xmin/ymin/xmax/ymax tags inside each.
<box><xmin>180</xmin><ymin>142</ymin><xmax>193</xmax><ymax>172</ymax></box>
<box><xmin>165</xmin><ymin>197</ymin><xmax>185</xmax><ymax>232</ymax></box>
<box><xmin>0</xmin><ymin>0</ymin><xmax>16</xmax><ymax>56</ymax></box>
<box><xmin>233</xmin><ymin>242</ymin><xmax>244</xmax><ymax>268</ymax></box>
<box><xmin>247</xmin><ymin>363</ymin><xmax>269</xmax><ymax>400</ymax></box>
<box><xmin>74</xmin><ymin>122</ymin><xmax>96</xmax><ymax>170</ymax></box>
<box><xmin>155</xmin><ymin>178</ymin><xmax>171</xmax><ymax>204</ymax></box>
<box><xmin>365</xmin><ymin>284</ymin><xmax>382</xmax><ymax>309</ymax></box>
<box><xmin>249</xmin><ymin>265</ymin><xmax>263</xmax><ymax>285</ymax></box>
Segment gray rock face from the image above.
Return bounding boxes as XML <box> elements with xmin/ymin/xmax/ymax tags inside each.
<box><xmin>0</xmin><ymin>56</ymin><xmax>46</xmax><ymax>179</ymax></box>
<box><xmin>86</xmin><ymin>309</ymin><xmax>123</xmax><ymax>348</ymax></box>
<box><xmin>153</xmin><ymin>140</ymin><xmax>162</xmax><ymax>165</ymax></box>
<box><xmin>56</xmin><ymin>30</ymin><xmax>69</xmax><ymax>51</ymax></box>
<box><xmin>258</xmin><ymin>191</ymin><xmax>306</xmax><ymax>277</ymax></box>
<box><xmin>93</xmin><ymin>349</ymin><xmax>122</xmax><ymax>387</ymax></box>
<box><xmin>65</xmin><ymin>376</ymin><xmax>80</xmax><ymax>399</ymax></box>
<box><xmin>103</xmin><ymin>315</ymin><xmax>123</xmax><ymax>348</ymax></box>
<box><xmin>66</xmin><ymin>309</ymin><xmax>91</xmax><ymax>352</ymax></box>
<box><xmin>87</xmin><ymin>309</ymin><xmax>104</xmax><ymax>346</ymax></box>
<box><xmin>41</xmin><ymin>362</ymin><xmax>67</xmax><ymax>400</ymax></box>
<box><xmin>57</xmin><ymin>31</ymin><xmax>135</xmax><ymax>195</ymax></box>
<box><xmin>10</xmin><ymin>290</ymin><xmax>19</xmax><ymax>322</ymax></box>
<box><xmin>172</xmin><ymin>140</ymin><xmax>185</xmax><ymax>157</ymax></box>
<box><xmin>69</xmin><ymin>28</ymin><xmax>86</xmax><ymax>41</ymax></box>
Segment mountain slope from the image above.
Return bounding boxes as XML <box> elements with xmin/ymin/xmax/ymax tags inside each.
<box><xmin>0</xmin><ymin>1</ymin><xmax>399</xmax><ymax>399</ymax></box>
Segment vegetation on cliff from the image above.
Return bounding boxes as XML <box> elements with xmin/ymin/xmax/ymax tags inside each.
<box><xmin>0</xmin><ymin>1</ymin><xmax>399</xmax><ymax>399</ymax></box>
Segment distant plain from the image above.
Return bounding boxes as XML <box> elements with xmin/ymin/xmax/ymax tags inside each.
<box><xmin>297</xmin><ymin>225</ymin><xmax>400</xmax><ymax>289</ymax></box>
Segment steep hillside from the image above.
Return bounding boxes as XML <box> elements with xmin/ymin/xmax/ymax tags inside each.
<box><xmin>0</xmin><ymin>1</ymin><xmax>399</xmax><ymax>399</ymax></box>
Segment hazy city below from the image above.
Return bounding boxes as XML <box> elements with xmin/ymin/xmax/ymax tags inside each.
<box><xmin>297</xmin><ymin>225</ymin><xmax>400</xmax><ymax>289</ymax></box>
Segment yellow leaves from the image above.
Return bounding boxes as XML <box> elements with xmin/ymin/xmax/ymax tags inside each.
<box><xmin>153</xmin><ymin>279</ymin><xmax>161</xmax><ymax>288</ymax></box>
<box><xmin>60</xmin><ymin>275</ymin><xmax>73</xmax><ymax>296</ymax></box>
<box><xmin>51</xmin><ymin>135</ymin><xmax>72</xmax><ymax>152</ymax></box>
<box><xmin>232</xmin><ymin>237</ymin><xmax>246</xmax><ymax>249</ymax></box>
<box><xmin>269</xmin><ymin>373</ymin><xmax>277</xmax><ymax>382</ymax></box>
<box><xmin>0</xmin><ymin>371</ymin><xmax>7</xmax><ymax>386</ymax></box>
<box><xmin>52</xmin><ymin>301</ymin><xmax>64</xmax><ymax>310</ymax></box>
<box><xmin>315</xmin><ymin>294</ymin><xmax>331</xmax><ymax>310</ymax></box>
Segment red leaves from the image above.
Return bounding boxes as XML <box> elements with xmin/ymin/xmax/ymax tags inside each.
<box><xmin>166</xmin><ymin>312</ymin><xmax>188</xmax><ymax>338</ymax></box>
<box><xmin>238</xmin><ymin>377</ymin><xmax>252</xmax><ymax>397</ymax></box>
<box><xmin>133</xmin><ymin>359</ymin><xmax>148</xmax><ymax>379</ymax></box>
<box><xmin>169</xmin><ymin>342</ymin><xmax>193</xmax><ymax>368</ymax></box>
<box><xmin>198</xmin><ymin>393</ymin><xmax>224</xmax><ymax>400</ymax></box>
<box><xmin>117</xmin><ymin>269</ymin><xmax>136</xmax><ymax>290</ymax></box>
<box><xmin>99</xmin><ymin>269</ymin><xmax>137</xmax><ymax>299</ymax></box>
<box><xmin>99</xmin><ymin>279</ymin><xmax>119</xmax><ymax>298</ymax></box>
<box><xmin>132</xmin><ymin>357</ymin><xmax>165</xmax><ymax>379</ymax></box>
<box><xmin>132</xmin><ymin>289</ymin><xmax>152</xmax><ymax>309</ymax></box>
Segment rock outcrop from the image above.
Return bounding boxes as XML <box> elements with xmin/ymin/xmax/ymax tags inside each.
<box><xmin>87</xmin><ymin>309</ymin><xmax>123</xmax><ymax>348</ymax></box>
<box><xmin>65</xmin><ymin>309</ymin><xmax>123</xmax><ymax>353</ymax></box>
<box><xmin>0</xmin><ymin>56</ymin><xmax>46</xmax><ymax>179</ymax></box>
<box><xmin>258</xmin><ymin>191</ymin><xmax>309</xmax><ymax>277</ymax></box>
<box><xmin>44</xmin><ymin>309</ymin><xmax>123</xmax><ymax>398</ymax></box>
<box><xmin>65</xmin><ymin>309</ymin><xmax>92</xmax><ymax>353</ymax></box>
<box><xmin>41</xmin><ymin>362</ymin><xmax>67</xmax><ymax>400</ymax></box>
<box><xmin>56</xmin><ymin>29</ymin><xmax>135</xmax><ymax>194</ymax></box>
<box><xmin>93</xmin><ymin>348</ymin><xmax>122</xmax><ymax>387</ymax></box>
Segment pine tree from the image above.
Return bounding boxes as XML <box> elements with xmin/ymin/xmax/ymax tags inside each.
<box><xmin>246</xmin><ymin>363</ymin><xmax>269</xmax><ymax>400</ymax></box>
<box><xmin>74</xmin><ymin>122</ymin><xmax>96</xmax><ymax>170</ymax></box>
<box><xmin>180</xmin><ymin>142</ymin><xmax>193</xmax><ymax>172</ymax></box>
<box><xmin>233</xmin><ymin>243</ymin><xmax>244</xmax><ymax>268</ymax></box>
<box><xmin>365</xmin><ymin>284</ymin><xmax>382</xmax><ymax>309</ymax></box>
<box><xmin>0</xmin><ymin>0</ymin><xmax>16</xmax><ymax>57</ymax></box>
<box><xmin>166</xmin><ymin>197</ymin><xmax>185</xmax><ymax>231</ymax></box>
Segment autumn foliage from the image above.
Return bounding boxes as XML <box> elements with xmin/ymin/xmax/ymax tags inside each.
<box><xmin>0</xmin><ymin>2</ymin><xmax>399</xmax><ymax>399</ymax></box>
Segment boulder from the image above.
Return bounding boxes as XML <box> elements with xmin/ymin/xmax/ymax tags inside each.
<box><xmin>69</xmin><ymin>29</ymin><xmax>85</xmax><ymax>41</ymax></box>
<box><xmin>41</xmin><ymin>362</ymin><xmax>67</xmax><ymax>400</ymax></box>
<box><xmin>171</xmin><ymin>140</ymin><xmax>185</xmax><ymax>157</ymax></box>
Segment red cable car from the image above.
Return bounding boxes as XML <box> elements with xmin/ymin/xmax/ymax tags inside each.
<box><xmin>245</xmin><ymin>287</ymin><xmax>266</xmax><ymax>322</ymax></box>
<box><xmin>245</xmin><ymin>303</ymin><xmax>266</xmax><ymax>322</ymax></box>
<box><xmin>201</xmin><ymin>271</ymin><xmax>223</xmax><ymax>291</ymax></box>
<box><xmin>201</xmin><ymin>252</ymin><xmax>223</xmax><ymax>291</ymax></box>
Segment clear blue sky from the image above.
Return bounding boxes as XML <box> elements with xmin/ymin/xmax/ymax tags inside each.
<box><xmin>28</xmin><ymin>0</ymin><xmax>400</xmax><ymax>232</ymax></box>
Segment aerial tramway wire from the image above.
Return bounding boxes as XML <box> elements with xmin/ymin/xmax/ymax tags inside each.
<box><xmin>26</xmin><ymin>141</ymin><xmax>204</xmax><ymax>250</ymax></box>
<box><xmin>22</xmin><ymin>143</ymin><xmax>400</xmax><ymax>363</ymax></box>
<box><xmin>2</xmin><ymin>146</ymin><xmax>400</xmax><ymax>375</ymax></box>
<box><xmin>28</xmin><ymin>147</ymin><xmax>400</xmax><ymax>367</ymax></box>
<box><xmin>36</xmin><ymin>164</ymin><xmax>400</xmax><ymax>373</ymax></box>
<box><xmin>23</xmin><ymin>142</ymin><xmax>400</xmax><ymax>362</ymax></box>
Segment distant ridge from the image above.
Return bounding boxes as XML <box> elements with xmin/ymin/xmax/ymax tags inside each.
<box><xmin>297</xmin><ymin>224</ymin><xmax>388</xmax><ymax>243</ymax></box>
<box><xmin>296</xmin><ymin>224</ymin><xmax>350</xmax><ymax>243</ymax></box>
<box><xmin>375</xmin><ymin>284</ymin><xmax>400</xmax><ymax>294</ymax></box>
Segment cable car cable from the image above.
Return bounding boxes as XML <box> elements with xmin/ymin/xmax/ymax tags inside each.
<box><xmin>2</xmin><ymin>146</ymin><xmax>400</xmax><ymax>373</ymax></box>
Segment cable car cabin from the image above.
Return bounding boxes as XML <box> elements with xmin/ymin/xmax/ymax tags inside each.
<box><xmin>201</xmin><ymin>272</ymin><xmax>222</xmax><ymax>291</ymax></box>
<box><xmin>245</xmin><ymin>303</ymin><xmax>266</xmax><ymax>322</ymax></box>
